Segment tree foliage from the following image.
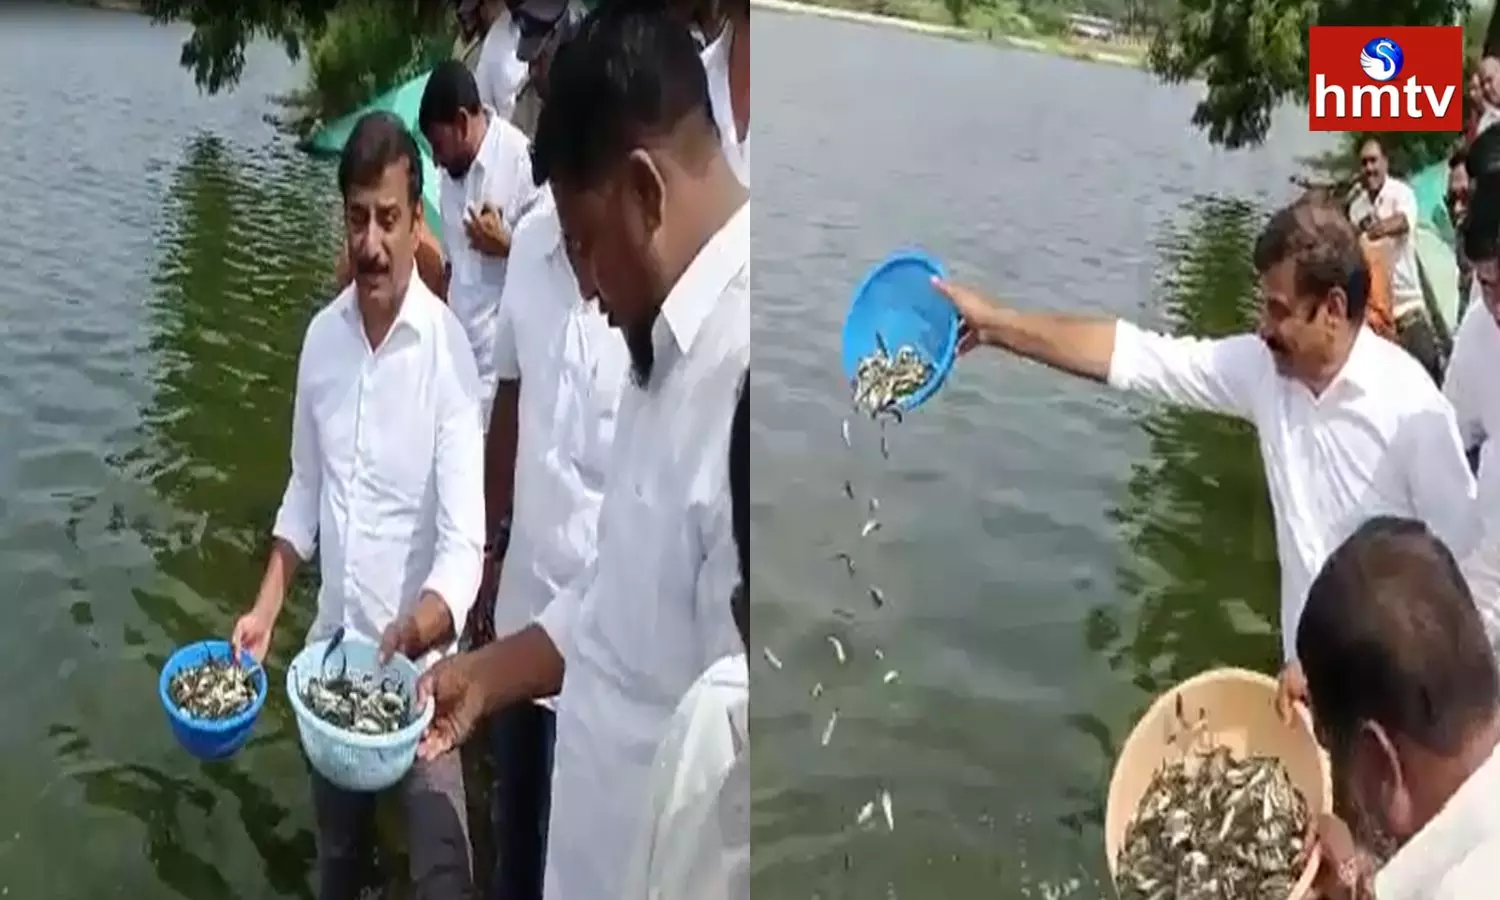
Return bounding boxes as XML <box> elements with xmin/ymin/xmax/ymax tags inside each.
<box><xmin>1147</xmin><ymin>0</ymin><xmax>1471</xmax><ymax>151</ymax></box>
<box><xmin>139</xmin><ymin>0</ymin><xmax>450</xmax><ymax>94</ymax></box>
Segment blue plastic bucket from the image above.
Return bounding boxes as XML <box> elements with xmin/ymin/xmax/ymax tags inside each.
<box><xmin>840</xmin><ymin>249</ymin><xmax>960</xmax><ymax>412</ymax></box>
<box><xmin>158</xmin><ymin>640</ymin><xmax>267</xmax><ymax>761</ymax></box>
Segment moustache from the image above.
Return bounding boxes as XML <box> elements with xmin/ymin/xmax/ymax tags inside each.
<box><xmin>355</xmin><ymin>258</ymin><xmax>388</xmax><ymax>277</ymax></box>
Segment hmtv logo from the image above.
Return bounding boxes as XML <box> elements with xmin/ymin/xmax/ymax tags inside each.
<box><xmin>1308</xmin><ymin>26</ymin><xmax>1463</xmax><ymax>132</ymax></box>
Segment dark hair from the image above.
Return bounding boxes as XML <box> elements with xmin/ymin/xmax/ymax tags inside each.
<box><xmin>730</xmin><ymin>369</ymin><xmax>749</xmax><ymax>647</ymax></box>
<box><xmin>1467</xmin><ymin>172</ymin><xmax>1500</xmax><ymax>262</ymax></box>
<box><xmin>531</xmin><ymin>6</ymin><xmax>717</xmax><ymax>189</ymax></box>
<box><xmin>1297</xmin><ymin>516</ymin><xmax>1500</xmax><ymax>759</ymax></box>
<box><xmin>338</xmin><ymin>111</ymin><xmax>423</xmax><ymax>210</ymax></box>
<box><xmin>1252</xmin><ymin>200</ymin><xmax>1367</xmax><ymax>322</ymax></box>
<box><xmin>1451</xmin><ymin>145</ymin><xmax>1469</xmax><ymax>169</ymax></box>
<box><xmin>418</xmin><ymin>59</ymin><xmax>483</xmax><ymax>136</ymax></box>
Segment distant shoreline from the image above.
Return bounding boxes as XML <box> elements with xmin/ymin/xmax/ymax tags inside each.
<box><xmin>69</xmin><ymin>0</ymin><xmax>143</xmax><ymax>10</ymax></box>
<box><xmin>750</xmin><ymin>0</ymin><xmax>1143</xmax><ymax>68</ymax></box>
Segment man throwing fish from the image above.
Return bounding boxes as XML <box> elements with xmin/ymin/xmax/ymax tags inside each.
<box><xmin>935</xmin><ymin>196</ymin><xmax>1477</xmax><ymax>704</ymax></box>
<box><xmin>231</xmin><ymin>112</ymin><xmax>486</xmax><ymax>900</ymax></box>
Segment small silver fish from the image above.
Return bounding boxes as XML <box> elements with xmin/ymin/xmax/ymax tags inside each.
<box><xmin>860</xmin><ymin>518</ymin><xmax>882</xmax><ymax>538</ymax></box>
<box><xmin>827</xmin><ymin>635</ymin><xmax>846</xmax><ymax>664</ymax></box>
<box><xmin>762</xmin><ymin>647</ymin><xmax>783</xmax><ymax>670</ymax></box>
<box><xmin>868</xmin><ymin>496</ymin><xmax>880</xmax><ymax>513</ymax></box>
<box><xmin>882</xmin><ymin>670</ymin><xmax>899</xmax><ymax>684</ymax></box>
<box><xmin>841</xmin><ymin>419</ymin><xmax>852</xmax><ymax>449</ymax></box>
<box><xmin>868</xmin><ymin>586</ymin><xmax>885</xmax><ymax>608</ymax></box>
<box><xmin>857</xmin><ymin>801</ymin><xmax>875</xmax><ymax>826</ymax></box>
<box><xmin>873</xmin><ymin>648</ymin><xmax>885</xmax><ymax>661</ymax></box>
<box><xmin>843</xmin><ymin>479</ymin><xmax>855</xmax><ymax>499</ymax></box>
<box><xmin>880</xmin><ymin>434</ymin><xmax>890</xmax><ymax>460</ymax></box>
<box><xmin>820</xmin><ymin>709</ymin><xmax>839</xmax><ymax>747</ymax></box>
<box><xmin>880</xmin><ymin>790</ymin><xmax>894</xmax><ymax>830</ymax></box>
<box><xmin>833</xmin><ymin>552</ymin><xmax>856</xmax><ymax>576</ymax></box>
<box><xmin>810</xmin><ymin>682</ymin><xmax>824</xmax><ymax>699</ymax></box>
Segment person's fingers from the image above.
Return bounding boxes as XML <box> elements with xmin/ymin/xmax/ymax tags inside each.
<box><xmin>957</xmin><ymin>326</ymin><xmax>980</xmax><ymax>356</ymax></box>
<box><xmin>377</xmin><ymin>625</ymin><xmax>399</xmax><ymax>666</ymax></box>
<box><xmin>415</xmin><ymin>670</ymin><xmax>435</xmax><ymax>706</ymax></box>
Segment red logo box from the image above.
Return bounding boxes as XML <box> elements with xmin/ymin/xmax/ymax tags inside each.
<box><xmin>1307</xmin><ymin>26</ymin><xmax>1463</xmax><ymax>132</ymax></box>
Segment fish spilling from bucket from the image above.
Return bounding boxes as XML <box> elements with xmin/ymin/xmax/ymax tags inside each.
<box><xmin>300</xmin><ymin>672</ymin><xmax>414</xmax><ymax>736</ymax></box>
<box><xmin>1116</xmin><ymin>746</ymin><xmax>1308</xmax><ymax>900</ymax></box>
<box><xmin>169</xmin><ymin>657</ymin><xmax>258</xmax><ymax>721</ymax></box>
<box><xmin>851</xmin><ymin>337</ymin><xmax>933</xmax><ymax>417</ymax></box>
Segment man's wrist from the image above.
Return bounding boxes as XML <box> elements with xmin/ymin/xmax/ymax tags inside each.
<box><xmin>486</xmin><ymin>516</ymin><xmax>512</xmax><ymax>554</ymax></box>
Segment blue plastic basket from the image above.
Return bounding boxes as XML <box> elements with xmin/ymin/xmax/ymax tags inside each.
<box><xmin>287</xmin><ymin>635</ymin><xmax>434</xmax><ymax>793</ymax></box>
<box><xmin>840</xmin><ymin>249</ymin><xmax>961</xmax><ymax>413</ymax></box>
<box><xmin>158</xmin><ymin>640</ymin><xmax>268</xmax><ymax>761</ymax></box>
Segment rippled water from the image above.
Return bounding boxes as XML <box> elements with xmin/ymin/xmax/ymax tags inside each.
<box><xmin>0</xmin><ymin>7</ymin><xmax>350</xmax><ymax>896</ymax></box>
<box><xmin>751</xmin><ymin>11</ymin><xmax>1333</xmax><ymax>897</ymax></box>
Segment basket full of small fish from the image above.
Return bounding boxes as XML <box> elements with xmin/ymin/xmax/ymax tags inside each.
<box><xmin>839</xmin><ymin>249</ymin><xmax>960</xmax><ymax>414</ymax></box>
<box><xmin>1105</xmin><ymin>668</ymin><xmax>1331</xmax><ymax>900</ymax></box>
<box><xmin>158</xmin><ymin>639</ymin><xmax>269</xmax><ymax>760</ymax></box>
<box><xmin>1115</xmin><ymin>746</ymin><xmax>1310</xmax><ymax>900</ymax></box>
<box><xmin>286</xmin><ymin>629</ymin><xmax>433</xmax><ymax>793</ymax></box>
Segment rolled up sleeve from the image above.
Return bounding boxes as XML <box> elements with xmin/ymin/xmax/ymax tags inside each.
<box><xmin>1404</xmin><ymin>403</ymin><xmax>1480</xmax><ymax>559</ymax></box>
<box><xmin>421</xmin><ymin>326</ymin><xmax>487</xmax><ymax>634</ymax></box>
<box><xmin>1107</xmin><ymin>321</ymin><xmax>1266</xmax><ymax>420</ymax></box>
<box><xmin>536</xmin><ymin>557</ymin><xmax>595</xmax><ymax>661</ymax></box>
<box><xmin>271</xmin><ymin>338</ymin><xmax>322</xmax><ymax>560</ymax></box>
<box><xmin>1444</xmin><ymin>302</ymin><xmax>1490</xmax><ymax>450</ymax></box>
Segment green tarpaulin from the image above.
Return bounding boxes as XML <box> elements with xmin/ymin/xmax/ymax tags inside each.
<box><xmin>305</xmin><ymin>70</ymin><xmax>445</xmax><ymax>240</ymax></box>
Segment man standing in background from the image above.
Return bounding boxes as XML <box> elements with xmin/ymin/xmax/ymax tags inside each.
<box><xmin>463</xmin><ymin>0</ymin><xmax>530</xmax><ymax>122</ymax></box>
<box><xmin>1348</xmin><ymin>138</ymin><xmax>1445</xmax><ymax>383</ymax></box>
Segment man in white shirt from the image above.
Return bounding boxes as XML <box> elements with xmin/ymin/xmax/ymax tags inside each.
<box><xmin>229</xmin><ymin>112</ymin><xmax>485</xmax><ymax>900</ymax></box>
<box><xmin>624</xmin><ymin>372</ymin><xmax>749</xmax><ymax>900</ymax></box>
<box><xmin>933</xmin><ymin>197</ymin><xmax>1477</xmax><ymax>705</ymax></box>
<box><xmin>660</xmin><ymin>0</ymin><xmax>750</xmax><ymax>187</ymax></box>
<box><xmin>420</xmin><ymin>60</ymin><xmax>543</xmax><ymax>430</ymax></box>
<box><xmin>1445</xmin><ymin>213</ymin><xmax>1500</xmax><ymax>652</ymax></box>
<box><xmin>478</xmin><ymin>185</ymin><xmax>629</xmax><ymax>900</ymax></box>
<box><xmin>463</xmin><ymin>0</ymin><xmax>530</xmax><ymax>122</ymax></box>
<box><xmin>1348</xmin><ymin>137</ymin><xmax>1444</xmax><ymax>383</ymax></box>
<box><xmin>413</xmin><ymin>11</ymin><xmax>749</xmax><ymax>900</ymax></box>
<box><xmin>1295</xmin><ymin>517</ymin><xmax>1500</xmax><ymax>900</ymax></box>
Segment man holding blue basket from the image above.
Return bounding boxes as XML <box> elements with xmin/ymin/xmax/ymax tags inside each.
<box><xmin>231</xmin><ymin>111</ymin><xmax>487</xmax><ymax>900</ymax></box>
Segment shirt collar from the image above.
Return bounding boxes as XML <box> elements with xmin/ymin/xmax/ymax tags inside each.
<box><xmin>1377</xmin><ymin>740</ymin><xmax>1500</xmax><ymax>900</ymax></box>
<box><xmin>1307</xmin><ymin>326</ymin><xmax>1379</xmax><ymax>401</ymax></box>
<box><xmin>337</xmin><ymin>273</ymin><xmax>432</xmax><ymax>350</ymax></box>
<box><xmin>655</xmin><ymin>201</ymin><xmax>748</xmax><ymax>360</ymax></box>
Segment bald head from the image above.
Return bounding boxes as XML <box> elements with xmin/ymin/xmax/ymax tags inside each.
<box><xmin>1298</xmin><ymin>517</ymin><xmax>1500</xmax><ymax>758</ymax></box>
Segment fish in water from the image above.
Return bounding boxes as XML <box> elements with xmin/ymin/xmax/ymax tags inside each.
<box><xmin>843</xmin><ymin>479</ymin><xmax>856</xmax><ymax>500</ymax></box>
<box><xmin>833</xmin><ymin>552</ymin><xmax>856</xmax><ymax>576</ymax></box>
<box><xmin>868</xmin><ymin>585</ymin><xmax>886</xmax><ymax>608</ymax></box>
<box><xmin>841</xmin><ymin>419</ymin><xmax>852</xmax><ymax>449</ymax></box>
<box><xmin>860</xmin><ymin>518</ymin><xmax>882</xmax><ymax>538</ymax></box>
<box><xmin>299</xmin><ymin>672</ymin><xmax>414</xmax><ymax>736</ymax></box>
<box><xmin>169</xmin><ymin>656</ymin><xmax>258</xmax><ymax>721</ymax></box>
<box><xmin>851</xmin><ymin>341</ymin><xmax>934</xmax><ymax>418</ymax></box>
<box><xmin>1116</xmin><ymin>745</ymin><xmax>1309</xmax><ymax>900</ymax></box>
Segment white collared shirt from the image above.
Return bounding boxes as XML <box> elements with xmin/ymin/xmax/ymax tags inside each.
<box><xmin>536</xmin><ymin>203</ymin><xmax>749</xmax><ymax>900</ymax></box>
<box><xmin>271</xmin><ymin>277</ymin><xmax>486</xmax><ymax>669</ymax></box>
<box><xmin>1108</xmin><ymin>323</ymin><xmax>1477</xmax><ymax>661</ymax></box>
<box><xmin>1348</xmin><ymin>177</ymin><xmax>1422</xmax><ymax>313</ymax></box>
<box><xmin>1444</xmin><ymin>299</ymin><xmax>1500</xmax><ymax>648</ymax></box>
<box><xmin>700</xmin><ymin>23</ymin><xmax>749</xmax><ymax>188</ymax></box>
<box><xmin>623</xmin><ymin>653</ymin><xmax>749</xmax><ymax>900</ymax></box>
<box><xmin>492</xmin><ymin>189</ymin><xmax>628</xmax><ymax>643</ymax></box>
<box><xmin>438</xmin><ymin>113</ymin><xmax>541</xmax><ymax>418</ymax></box>
<box><xmin>475</xmin><ymin>13</ymin><xmax>529</xmax><ymax>121</ymax></box>
<box><xmin>1376</xmin><ymin>740</ymin><xmax>1500</xmax><ymax>900</ymax></box>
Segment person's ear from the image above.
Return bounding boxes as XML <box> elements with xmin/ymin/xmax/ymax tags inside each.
<box><xmin>1355</xmin><ymin>721</ymin><xmax>1413</xmax><ymax>842</ymax></box>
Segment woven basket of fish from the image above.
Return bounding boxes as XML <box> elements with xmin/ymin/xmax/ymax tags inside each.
<box><xmin>1105</xmin><ymin>667</ymin><xmax>1332</xmax><ymax>900</ymax></box>
<box><xmin>158</xmin><ymin>639</ymin><xmax>268</xmax><ymax>760</ymax></box>
<box><xmin>286</xmin><ymin>633</ymin><xmax>434</xmax><ymax>793</ymax></box>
